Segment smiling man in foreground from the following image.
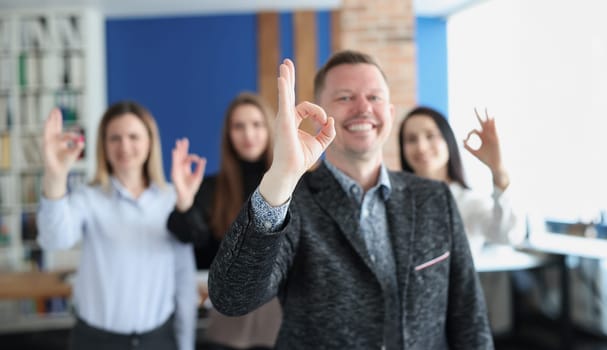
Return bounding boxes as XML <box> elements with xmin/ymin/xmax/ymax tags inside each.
<box><xmin>208</xmin><ymin>50</ymin><xmax>493</xmax><ymax>350</ymax></box>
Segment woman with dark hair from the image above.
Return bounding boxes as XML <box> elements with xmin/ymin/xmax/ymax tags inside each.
<box><xmin>399</xmin><ymin>106</ymin><xmax>523</xmax><ymax>253</ymax></box>
<box><xmin>37</xmin><ymin>102</ymin><xmax>198</xmax><ymax>350</ymax></box>
<box><xmin>399</xmin><ymin>106</ymin><xmax>525</xmax><ymax>333</ymax></box>
<box><xmin>167</xmin><ymin>92</ymin><xmax>281</xmax><ymax>350</ymax></box>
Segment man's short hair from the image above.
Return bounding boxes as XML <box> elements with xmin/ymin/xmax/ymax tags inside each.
<box><xmin>313</xmin><ymin>50</ymin><xmax>388</xmax><ymax>101</ymax></box>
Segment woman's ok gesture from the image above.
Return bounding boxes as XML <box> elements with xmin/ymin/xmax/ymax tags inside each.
<box><xmin>42</xmin><ymin>108</ymin><xmax>85</xmax><ymax>198</ymax></box>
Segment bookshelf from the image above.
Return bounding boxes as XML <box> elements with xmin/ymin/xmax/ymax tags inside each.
<box><xmin>0</xmin><ymin>6</ymin><xmax>106</xmax><ymax>331</ymax></box>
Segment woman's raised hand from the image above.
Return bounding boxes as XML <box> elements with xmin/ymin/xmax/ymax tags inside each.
<box><xmin>171</xmin><ymin>138</ymin><xmax>206</xmax><ymax>212</ymax></box>
<box><xmin>463</xmin><ymin>108</ymin><xmax>510</xmax><ymax>190</ymax></box>
<box><xmin>42</xmin><ymin>108</ymin><xmax>84</xmax><ymax>198</ymax></box>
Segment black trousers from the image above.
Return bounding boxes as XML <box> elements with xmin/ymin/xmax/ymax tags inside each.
<box><xmin>70</xmin><ymin>314</ymin><xmax>177</xmax><ymax>350</ymax></box>
<box><xmin>200</xmin><ymin>343</ymin><xmax>272</xmax><ymax>350</ymax></box>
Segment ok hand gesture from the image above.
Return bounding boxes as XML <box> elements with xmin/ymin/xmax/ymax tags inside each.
<box><xmin>463</xmin><ymin>108</ymin><xmax>510</xmax><ymax>190</ymax></box>
<box><xmin>171</xmin><ymin>138</ymin><xmax>206</xmax><ymax>212</ymax></box>
<box><xmin>42</xmin><ymin>108</ymin><xmax>85</xmax><ymax>198</ymax></box>
<box><xmin>259</xmin><ymin>59</ymin><xmax>336</xmax><ymax>206</ymax></box>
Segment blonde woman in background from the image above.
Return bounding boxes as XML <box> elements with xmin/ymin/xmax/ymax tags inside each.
<box><xmin>37</xmin><ymin>101</ymin><xmax>197</xmax><ymax>350</ymax></box>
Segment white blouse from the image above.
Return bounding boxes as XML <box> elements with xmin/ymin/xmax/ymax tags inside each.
<box><xmin>449</xmin><ymin>182</ymin><xmax>525</xmax><ymax>257</ymax></box>
<box><xmin>37</xmin><ymin>178</ymin><xmax>197</xmax><ymax>350</ymax></box>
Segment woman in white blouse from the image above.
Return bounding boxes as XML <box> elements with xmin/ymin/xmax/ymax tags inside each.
<box><xmin>37</xmin><ymin>102</ymin><xmax>197</xmax><ymax>350</ymax></box>
<box><xmin>398</xmin><ymin>106</ymin><xmax>525</xmax><ymax>333</ymax></box>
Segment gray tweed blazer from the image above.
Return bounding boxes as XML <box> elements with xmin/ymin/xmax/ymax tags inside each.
<box><xmin>209</xmin><ymin>164</ymin><xmax>493</xmax><ymax>350</ymax></box>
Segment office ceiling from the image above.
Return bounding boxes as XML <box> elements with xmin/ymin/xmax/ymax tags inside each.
<box><xmin>0</xmin><ymin>0</ymin><xmax>482</xmax><ymax>17</ymax></box>
<box><xmin>414</xmin><ymin>0</ymin><xmax>484</xmax><ymax>16</ymax></box>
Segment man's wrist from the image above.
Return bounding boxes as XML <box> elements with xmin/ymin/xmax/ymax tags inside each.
<box><xmin>259</xmin><ymin>169</ymin><xmax>299</xmax><ymax>207</ymax></box>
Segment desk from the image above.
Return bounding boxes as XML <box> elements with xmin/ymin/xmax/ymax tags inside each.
<box><xmin>521</xmin><ymin>231</ymin><xmax>607</xmax><ymax>350</ymax></box>
<box><xmin>473</xmin><ymin>245</ymin><xmax>554</xmax><ymax>340</ymax></box>
<box><xmin>474</xmin><ymin>244</ymin><xmax>549</xmax><ymax>273</ymax></box>
<box><xmin>0</xmin><ymin>270</ymin><xmax>72</xmax><ymax>299</ymax></box>
<box><xmin>526</xmin><ymin>231</ymin><xmax>607</xmax><ymax>259</ymax></box>
<box><xmin>0</xmin><ymin>270</ymin><xmax>74</xmax><ymax>333</ymax></box>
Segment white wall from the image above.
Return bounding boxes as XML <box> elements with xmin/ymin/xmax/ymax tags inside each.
<box><xmin>448</xmin><ymin>0</ymin><xmax>607</xmax><ymax>224</ymax></box>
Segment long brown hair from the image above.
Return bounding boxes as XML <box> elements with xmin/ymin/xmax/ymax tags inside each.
<box><xmin>399</xmin><ymin>106</ymin><xmax>469</xmax><ymax>189</ymax></box>
<box><xmin>210</xmin><ymin>93</ymin><xmax>274</xmax><ymax>238</ymax></box>
<box><xmin>91</xmin><ymin>101</ymin><xmax>166</xmax><ymax>191</ymax></box>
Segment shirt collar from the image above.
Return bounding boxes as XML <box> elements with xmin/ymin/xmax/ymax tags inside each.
<box><xmin>109</xmin><ymin>176</ymin><xmax>157</xmax><ymax>199</ymax></box>
<box><xmin>323</xmin><ymin>159</ymin><xmax>392</xmax><ymax>201</ymax></box>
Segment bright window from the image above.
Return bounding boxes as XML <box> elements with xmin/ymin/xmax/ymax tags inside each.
<box><xmin>447</xmin><ymin>0</ymin><xmax>607</xmax><ymax>227</ymax></box>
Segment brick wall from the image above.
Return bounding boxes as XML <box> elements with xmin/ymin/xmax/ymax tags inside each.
<box><xmin>333</xmin><ymin>0</ymin><xmax>416</xmax><ymax>170</ymax></box>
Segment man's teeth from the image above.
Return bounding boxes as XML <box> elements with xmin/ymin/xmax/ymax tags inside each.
<box><xmin>347</xmin><ymin>124</ymin><xmax>373</xmax><ymax>131</ymax></box>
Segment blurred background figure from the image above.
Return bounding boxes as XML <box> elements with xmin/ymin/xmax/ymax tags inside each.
<box><xmin>168</xmin><ymin>93</ymin><xmax>281</xmax><ymax>350</ymax></box>
<box><xmin>398</xmin><ymin>106</ymin><xmax>525</xmax><ymax>333</ymax></box>
<box><xmin>36</xmin><ymin>101</ymin><xmax>198</xmax><ymax>350</ymax></box>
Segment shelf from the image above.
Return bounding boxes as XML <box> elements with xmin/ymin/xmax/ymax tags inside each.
<box><xmin>0</xmin><ymin>206</ymin><xmax>18</xmax><ymax>213</ymax></box>
<box><xmin>0</xmin><ymin>312</ymin><xmax>74</xmax><ymax>334</ymax></box>
<box><xmin>21</xmin><ymin>240</ymin><xmax>40</xmax><ymax>249</ymax></box>
<box><xmin>0</xmin><ymin>6</ymin><xmax>104</xmax><ymax>333</ymax></box>
<box><xmin>18</xmin><ymin>86</ymin><xmax>84</xmax><ymax>95</ymax></box>
<box><xmin>20</xmin><ymin>204</ymin><xmax>39</xmax><ymax>213</ymax></box>
<box><xmin>19</xmin><ymin>47</ymin><xmax>84</xmax><ymax>54</ymax></box>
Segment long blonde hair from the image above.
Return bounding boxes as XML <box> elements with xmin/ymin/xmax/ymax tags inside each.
<box><xmin>210</xmin><ymin>93</ymin><xmax>274</xmax><ymax>238</ymax></box>
<box><xmin>91</xmin><ymin>101</ymin><xmax>166</xmax><ymax>190</ymax></box>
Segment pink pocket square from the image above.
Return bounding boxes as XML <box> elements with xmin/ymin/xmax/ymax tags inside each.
<box><xmin>414</xmin><ymin>251</ymin><xmax>450</xmax><ymax>271</ymax></box>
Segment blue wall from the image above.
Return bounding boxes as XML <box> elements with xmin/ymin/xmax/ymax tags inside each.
<box><xmin>106</xmin><ymin>12</ymin><xmax>332</xmax><ymax>176</ymax></box>
<box><xmin>415</xmin><ymin>17</ymin><xmax>448</xmax><ymax>117</ymax></box>
<box><xmin>106</xmin><ymin>14</ymin><xmax>258</xmax><ymax>175</ymax></box>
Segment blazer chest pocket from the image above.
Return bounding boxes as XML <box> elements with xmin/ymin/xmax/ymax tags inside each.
<box><xmin>414</xmin><ymin>251</ymin><xmax>450</xmax><ymax>272</ymax></box>
<box><xmin>405</xmin><ymin>251</ymin><xmax>451</xmax><ymax>347</ymax></box>
<box><xmin>412</xmin><ymin>251</ymin><xmax>450</xmax><ymax>287</ymax></box>
<box><xmin>409</xmin><ymin>250</ymin><xmax>451</xmax><ymax>324</ymax></box>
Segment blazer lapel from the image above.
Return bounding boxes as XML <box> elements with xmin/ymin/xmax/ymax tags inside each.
<box><xmin>386</xmin><ymin>173</ymin><xmax>415</xmax><ymax>282</ymax></box>
<box><xmin>386</xmin><ymin>172</ymin><xmax>415</xmax><ymax>343</ymax></box>
<box><xmin>306</xmin><ymin>164</ymin><xmax>376</xmax><ymax>271</ymax></box>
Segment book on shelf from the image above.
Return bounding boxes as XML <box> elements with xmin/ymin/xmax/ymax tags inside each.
<box><xmin>0</xmin><ymin>133</ymin><xmax>10</xmax><ymax>168</ymax></box>
<box><xmin>0</xmin><ymin>20</ymin><xmax>5</xmax><ymax>48</ymax></box>
<box><xmin>0</xmin><ymin>174</ymin><xmax>12</xmax><ymax>206</ymax></box>
<box><xmin>57</xmin><ymin>15</ymin><xmax>82</xmax><ymax>50</ymax></box>
<box><xmin>0</xmin><ymin>18</ymin><xmax>10</xmax><ymax>52</ymax></box>
<box><xmin>20</xmin><ymin>172</ymin><xmax>42</xmax><ymax>205</ymax></box>
<box><xmin>18</xmin><ymin>133</ymin><xmax>43</xmax><ymax>166</ymax></box>
<box><xmin>65</xmin><ymin>53</ymin><xmax>84</xmax><ymax>88</ymax></box>
<box><xmin>21</xmin><ymin>211</ymin><xmax>37</xmax><ymax>241</ymax></box>
<box><xmin>26</xmin><ymin>52</ymin><xmax>41</xmax><ymax>87</ymax></box>
<box><xmin>39</xmin><ymin>93</ymin><xmax>54</xmax><ymax>120</ymax></box>
<box><xmin>55</xmin><ymin>88</ymin><xmax>80</xmax><ymax>123</ymax></box>
<box><xmin>19</xmin><ymin>89</ymin><xmax>64</xmax><ymax>129</ymax></box>
<box><xmin>0</xmin><ymin>213</ymin><xmax>10</xmax><ymax>246</ymax></box>
<box><xmin>21</xmin><ymin>16</ymin><xmax>52</xmax><ymax>51</ymax></box>
<box><xmin>19</xmin><ymin>52</ymin><xmax>65</xmax><ymax>90</ymax></box>
<box><xmin>19</xmin><ymin>92</ymin><xmax>38</xmax><ymax>127</ymax></box>
<box><xmin>0</xmin><ymin>55</ymin><xmax>11</xmax><ymax>91</ymax></box>
<box><xmin>0</xmin><ymin>95</ymin><xmax>9</xmax><ymax>131</ymax></box>
<box><xmin>18</xmin><ymin>51</ymin><xmax>63</xmax><ymax>91</ymax></box>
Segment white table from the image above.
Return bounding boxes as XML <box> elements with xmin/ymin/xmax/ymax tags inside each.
<box><xmin>526</xmin><ymin>231</ymin><xmax>607</xmax><ymax>259</ymax></box>
<box><xmin>474</xmin><ymin>244</ymin><xmax>550</xmax><ymax>273</ymax></box>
